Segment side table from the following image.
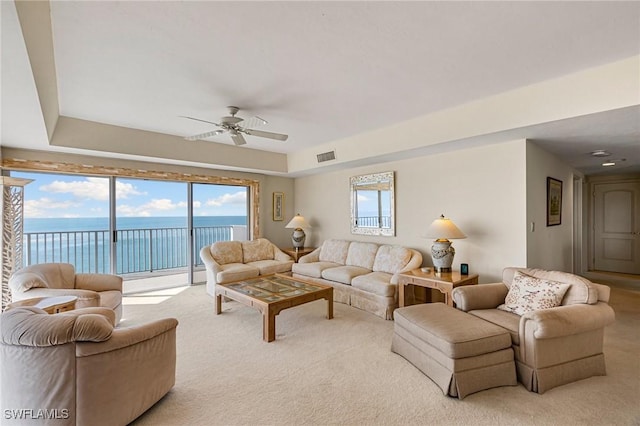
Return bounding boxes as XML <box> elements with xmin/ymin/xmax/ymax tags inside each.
<box><xmin>7</xmin><ymin>295</ymin><xmax>78</xmax><ymax>314</ymax></box>
<box><xmin>398</xmin><ymin>269</ymin><xmax>478</xmax><ymax>308</ymax></box>
<box><xmin>281</xmin><ymin>247</ymin><xmax>315</xmax><ymax>262</ymax></box>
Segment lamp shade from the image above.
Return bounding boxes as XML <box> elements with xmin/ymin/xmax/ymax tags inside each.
<box><xmin>425</xmin><ymin>214</ymin><xmax>466</xmax><ymax>240</ymax></box>
<box><xmin>285</xmin><ymin>214</ymin><xmax>311</xmax><ymax>229</ymax></box>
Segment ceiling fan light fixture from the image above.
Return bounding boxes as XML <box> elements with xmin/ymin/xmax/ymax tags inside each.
<box><xmin>591</xmin><ymin>150</ymin><xmax>611</xmax><ymax>157</ymax></box>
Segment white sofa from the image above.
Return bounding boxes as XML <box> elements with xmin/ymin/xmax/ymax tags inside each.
<box><xmin>292</xmin><ymin>239</ymin><xmax>422</xmax><ymax>319</ymax></box>
<box><xmin>200</xmin><ymin>238</ymin><xmax>294</xmax><ymax>296</ymax></box>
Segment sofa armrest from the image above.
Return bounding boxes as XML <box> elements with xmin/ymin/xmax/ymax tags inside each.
<box><xmin>59</xmin><ymin>307</ymin><xmax>117</xmax><ymax>326</ymax></box>
<box><xmin>273</xmin><ymin>246</ymin><xmax>293</xmax><ymax>261</ymax></box>
<box><xmin>76</xmin><ymin>273</ymin><xmax>123</xmax><ymax>292</ymax></box>
<box><xmin>298</xmin><ymin>247</ymin><xmax>321</xmax><ymax>263</ymax></box>
<box><xmin>199</xmin><ymin>246</ymin><xmax>222</xmax><ymax>273</ymax></box>
<box><xmin>390</xmin><ymin>250</ymin><xmax>424</xmax><ymax>285</ymax></box>
<box><xmin>520</xmin><ymin>302</ymin><xmax>615</xmax><ymax>340</ymax></box>
<box><xmin>76</xmin><ymin>318</ymin><xmax>179</xmax><ymax>357</ymax></box>
<box><xmin>451</xmin><ymin>283</ymin><xmax>508</xmax><ymax>312</ymax></box>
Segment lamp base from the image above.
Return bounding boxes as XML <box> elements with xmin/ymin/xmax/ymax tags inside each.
<box><xmin>431</xmin><ymin>240</ymin><xmax>455</xmax><ymax>273</ymax></box>
<box><xmin>292</xmin><ymin>228</ymin><xmax>306</xmax><ymax>249</ymax></box>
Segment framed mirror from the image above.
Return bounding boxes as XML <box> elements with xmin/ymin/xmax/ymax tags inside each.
<box><xmin>350</xmin><ymin>171</ymin><xmax>395</xmax><ymax>236</ymax></box>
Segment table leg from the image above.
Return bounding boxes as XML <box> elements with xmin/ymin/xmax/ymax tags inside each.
<box><xmin>215</xmin><ymin>294</ymin><xmax>222</xmax><ymax>314</ymax></box>
<box><xmin>263</xmin><ymin>311</ymin><xmax>276</xmax><ymax>342</ymax></box>
<box><xmin>444</xmin><ymin>291</ymin><xmax>453</xmax><ymax>307</ymax></box>
<box><xmin>326</xmin><ymin>296</ymin><xmax>333</xmax><ymax>319</ymax></box>
<box><xmin>398</xmin><ymin>282</ymin><xmax>406</xmax><ymax>307</ymax></box>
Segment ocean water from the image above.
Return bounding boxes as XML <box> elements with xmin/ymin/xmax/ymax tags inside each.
<box><xmin>22</xmin><ymin>216</ymin><xmax>247</xmax><ymax>275</ymax></box>
<box><xmin>24</xmin><ymin>216</ymin><xmax>247</xmax><ymax>233</ymax></box>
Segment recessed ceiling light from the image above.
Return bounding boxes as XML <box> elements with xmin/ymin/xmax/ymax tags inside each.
<box><xmin>591</xmin><ymin>150</ymin><xmax>611</xmax><ymax>157</ymax></box>
<box><xmin>601</xmin><ymin>158</ymin><xmax>626</xmax><ymax>167</ymax></box>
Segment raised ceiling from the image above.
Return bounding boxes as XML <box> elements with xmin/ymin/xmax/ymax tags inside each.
<box><xmin>2</xmin><ymin>1</ymin><xmax>639</xmax><ymax>176</ymax></box>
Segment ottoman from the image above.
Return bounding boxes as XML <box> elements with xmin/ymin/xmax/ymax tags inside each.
<box><xmin>391</xmin><ymin>303</ymin><xmax>517</xmax><ymax>399</ymax></box>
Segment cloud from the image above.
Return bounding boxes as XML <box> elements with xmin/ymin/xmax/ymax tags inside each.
<box><xmin>117</xmin><ymin>199</ymin><xmax>188</xmax><ymax>217</ymax></box>
<box><xmin>24</xmin><ymin>198</ymin><xmax>82</xmax><ymax>218</ymax></box>
<box><xmin>357</xmin><ymin>194</ymin><xmax>369</xmax><ymax>202</ymax></box>
<box><xmin>40</xmin><ymin>177</ymin><xmax>144</xmax><ymax>201</ymax></box>
<box><xmin>205</xmin><ymin>191</ymin><xmax>247</xmax><ymax>207</ymax></box>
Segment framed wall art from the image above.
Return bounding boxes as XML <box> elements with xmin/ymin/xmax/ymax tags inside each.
<box><xmin>273</xmin><ymin>192</ymin><xmax>284</xmax><ymax>221</ymax></box>
<box><xmin>546</xmin><ymin>177</ymin><xmax>562</xmax><ymax>226</ymax></box>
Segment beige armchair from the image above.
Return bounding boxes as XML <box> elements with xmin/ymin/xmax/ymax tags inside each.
<box><xmin>0</xmin><ymin>306</ymin><xmax>177</xmax><ymax>426</ymax></box>
<box><xmin>8</xmin><ymin>263</ymin><xmax>123</xmax><ymax>323</ymax></box>
<box><xmin>452</xmin><ymin>267</ymin><xmax>615</xmax><ymax>393</ymax></box>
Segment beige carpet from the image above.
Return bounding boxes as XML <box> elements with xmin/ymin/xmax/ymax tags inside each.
<box><xmin>125</xmin><ymin>283</ymin><xmax>640</xmax><ymax>426</ymax></box>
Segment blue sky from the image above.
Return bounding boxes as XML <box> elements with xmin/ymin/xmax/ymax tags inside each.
<box><xmin>13</xmin><ymin>171</ymin><xmax>248</xmax><ymax>218</ymax></box>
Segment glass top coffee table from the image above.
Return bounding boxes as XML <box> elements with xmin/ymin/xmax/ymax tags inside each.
<box><xmin>215</xmin><ymin>274</ymin><xmax>333</xmax><ymax>342</ymax></box>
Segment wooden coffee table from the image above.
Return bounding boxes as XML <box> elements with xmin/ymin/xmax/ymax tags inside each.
<box><xmin>398</xmin><ymin>269</ymin><xmax>478</xmax><ymax>307</ymax></box>
<box><xmin>215</xmin><ymin>274</ymin><xmax>333</xmax><ymax>342</ymax></box>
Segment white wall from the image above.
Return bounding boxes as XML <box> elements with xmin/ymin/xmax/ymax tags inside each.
<box><xmin>294</xmin><ymin>140</ymin><xmax>528</xmax><ymax>282</ymax></box>
<box><xmin>525</xmin><ymin>141</ymin><xmax>577</xmax><ymax>272</ymax></box>
<box><xmin>262</xmin><ymin>175</ymin><xmax>296</xmax><ymax>248</ymax></box>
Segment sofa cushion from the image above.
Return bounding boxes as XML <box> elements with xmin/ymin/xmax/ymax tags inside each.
<box><xmin>216</xmin><ymin>263</ymin><xmax>260</xmax><ymax>284</ymax></box>
<box><xmin>372</xmin><ymin>246</ymin><xmax>412</xmax><ymax>274</ymax></box>
<box><xmin>319</xmin><ymin>239</ymin><xmax>350</xmax><ymax>264</ymax></box>
<box><xmin>248</xmin><ymin>259</ymin><xmax>294</xmax><ymax>276</ymax></box>
<box><xmin>503</xmin><ymin>267</ymin><xmax>598</xmax><ymax>305</ymax></box>
<box><xmin>469</xmin><ymin>309</ymin><xmax>521</xmax><ymax>345</ymax></box>
<box><xmin>98</xmin><ymin>290</ymin><xmax>122</xmax><ymax>312</ymax></box>
<box><xmin>351</xmin><ymin>272</ymin><xmax>395</xmax><ymax>297</ymax></box>
<box><xmin>210</xmin><ymin>241</ymin><xmax>243</xmax><ymax>265</ymax></box>
<box><xmin>242</xmin><ymin>239</ymin><xmax>274</xmax><ymax>263</ymax></box>
<box><xmin>345</xmin><ymin>242</ymin><xmax>379</xmax><ymax>270</ymax></box>
<box><xmin>321</xmin><ymin>266</ymin><xmax>370</xmax><ymax>285</ymax></box>
<box><xmin>497</xmin><ymin>271</ymin><xmax>571</xmax><ymax>316</ymax></box>
<box><xmin>292</xmin><ymin>262</ymin><xmax>341</xmax><ymax>279</ymax></box>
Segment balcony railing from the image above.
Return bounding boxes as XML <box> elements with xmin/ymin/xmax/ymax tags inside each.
<box><xmin>356</xmin><ymin>216</ymin><xmax>391</xmax><ymax>228</ymax></box>
<box><xmin>24</xmin><ymin>225</ymin><xmax>246</xmax><ymax>275</ymax></box>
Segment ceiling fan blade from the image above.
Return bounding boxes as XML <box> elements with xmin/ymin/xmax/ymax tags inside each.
<box><xmin>240</xmin><ymin>116</ymin><xmax>268</xmax><ymax>130</ymax></box>
<box><xmin>244</xmin><ymin>129</ymin><xmax>288</xmax><ymax>141</ymax></box>
<box><xmin>230</xmin><ymin>131</ymin><xmax>247</xmax><ymax>146</ymax></box>
<box><xmin>179</xmin><ymin>116</ymin><xmax>221</xmax><ymax>127</ymax></box>
<box><xmin>184</xmin><ymin>130</ymin><xmax>224</xmax><ymax>141</ymax></box>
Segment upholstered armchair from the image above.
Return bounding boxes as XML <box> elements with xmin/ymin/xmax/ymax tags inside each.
<box><xmin>8</xmin><ymin>263</ymin><xmax>123</xmax><ymax>323</ymax></box>
<box><xmin>451</xmin><ymin>267</ymin><xmax>615</xmax><ymax>394</ymax></box>
<box><xmin>0</xmin><ymin>306</ymin><xmax>178</xmax><ymax>426</ymax></box>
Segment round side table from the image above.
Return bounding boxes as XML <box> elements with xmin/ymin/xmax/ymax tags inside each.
<box><xmin>7</xmin><ymin>295</ymin><xmax>78</xmax><ymax>314</ymax></box>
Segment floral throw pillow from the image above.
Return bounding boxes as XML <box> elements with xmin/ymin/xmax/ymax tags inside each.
<box><xmin>497</xmin><ymin>271</ymin><xmax>571</xmax><ymax>316</ymax></box>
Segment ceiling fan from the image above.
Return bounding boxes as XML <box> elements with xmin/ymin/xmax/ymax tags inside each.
<box><xmin>181</xmin><ymin>106</ymin><xmax>288</xmax><ymax>146</ymax></box>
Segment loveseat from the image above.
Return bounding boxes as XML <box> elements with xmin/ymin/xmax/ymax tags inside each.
<box><xmin>200</xmin><ymin>238</ymin><xmax>294</xmax><ymax>296</ymax></box>
<box><xmin>292</xmin><ymin>239</ymin><xmax>422</xmax><ymax>319</ymax></box>
<box><xmin>451</xmin><ymin>267</ymin><xmax>616</xmax><ymax>393</ymax></box>
<box><xmin>8</xmin><ymin>263</ymin><xmax>123</xmax><ymax>323</ymax></box>
<box><xmin>0</xmin><ymin>306</ymin><xmax>178</xmax><ymax>425</ymax></box>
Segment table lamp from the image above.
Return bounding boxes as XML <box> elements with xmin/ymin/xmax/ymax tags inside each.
<box><xmin>285</xmin><ymin>213</ymin><xmax>311</xmax><ymax>249</ymax></box>
<box><xmin>425</xmin><ymin>214</ymin><xmax>466</xmax><ymax>272</ymax></box>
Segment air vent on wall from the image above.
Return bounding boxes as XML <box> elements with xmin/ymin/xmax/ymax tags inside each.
<box><xmin>317</xmin><ymin>150</ymin><xmax>336</xmax><ymax>163</ymax></box>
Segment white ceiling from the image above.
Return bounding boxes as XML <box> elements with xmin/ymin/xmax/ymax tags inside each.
<box><xmin>2</xmin><ymin>1</ymin><xmax>639</xmax><ymax>176</ymax></box>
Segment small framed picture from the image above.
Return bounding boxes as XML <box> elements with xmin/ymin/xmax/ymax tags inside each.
<box><xmin>460</xmin><ymin>263</ymin><xmax>469</xmax><ymax>275</ymax></box>
<box><xmin>273</xmin><ymin>192</ymin><xmax>284</xmax><ymax>221</ymax></box>
<box><xmin>546</xmin><ymin>177</ymin><xmax>563</xmax><ymax>226</ymax></box>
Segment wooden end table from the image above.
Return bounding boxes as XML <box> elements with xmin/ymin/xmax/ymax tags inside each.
<box><xmin>281</xmin><ymin>247</ymin><xmax>315</xmax><ymax>262</ymax></box>
<box><xmin>8</xmin><ymin>295</ymin><xmax>78</xmax><ymax>314</ymax></box>
<box><xmin>398</xmin><ymin>269</ymin><xmax>478</xmax><ymax>308</ymax></box>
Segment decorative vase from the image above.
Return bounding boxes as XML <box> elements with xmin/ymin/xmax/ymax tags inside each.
<box><xmin>292</xmin><ymin>228</ymin><xmax>306</xmax><ymax>248</ymax></box>
<box><xmin>431</xmin><ymin>240</ymin><xmax>455</xmax><ymax>272</ymax></box>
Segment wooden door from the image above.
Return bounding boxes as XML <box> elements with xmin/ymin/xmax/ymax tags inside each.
<box><xmin>593</xmin><ymin>182</ymin><xmax>640</xmax><ymax>274</ymax></box>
